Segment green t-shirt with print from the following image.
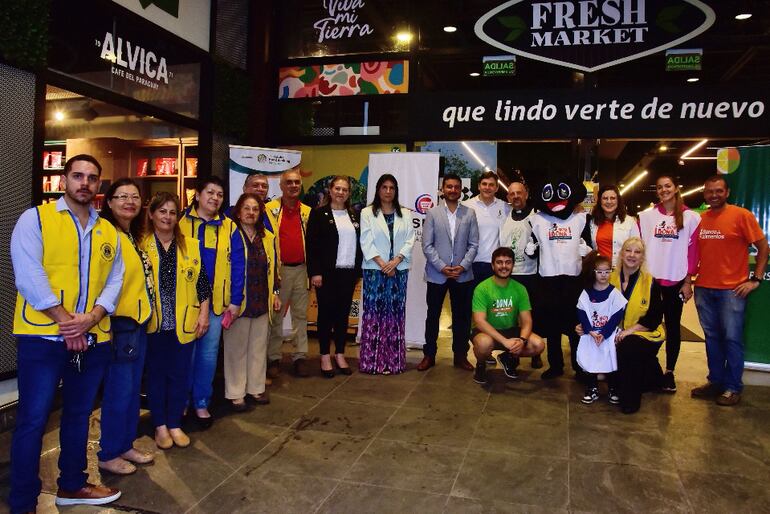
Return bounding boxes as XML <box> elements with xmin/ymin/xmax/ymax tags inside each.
<box><xmin>472</xmin><ymin>277</ymin><xmax>531</xmax><ymax>330</ymax></box>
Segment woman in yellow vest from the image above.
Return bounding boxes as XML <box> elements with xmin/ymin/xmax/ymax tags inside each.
<box><xmin>143</xmin><ymin>192</ymin><xmax>211</xmax><ymax>449</ymax></box>
<box><xmin>97</xmin><ymin>179</ymin><xmax>155</xmax><ymax>474</ymax></box>
<box><xmin>179</xmin><ymin>177</ymin><xmax>245</xmax><ymax>428</ymax></box>
<box><xmin>223</xmin><ymin>193</ymin><xmax>281</xmax><ymax>411</ymax></box>
<box><xmin>610</xmin><ymin>237</ymin><xmax>666</xmax><ymax>415</ymax></box>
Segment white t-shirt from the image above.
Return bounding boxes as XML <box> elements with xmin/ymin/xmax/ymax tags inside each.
<box><xmin>499</xmin><ymin>211</ymin><xmax>537</xmax><ymax>276</ymax></box>
<box><xmin>333</xmin><ymin>209</ymin><xmax>357</xmax><ymax>268</ymax></box>
<box><xmin>638</xmin><ymin>206</ymin><xmax>700</xmax><ymax>282</ymax></box>
<box><xmin>576</xmin><ymin>287</ymin><xmax>627</xmax><ymax>373</ymax></box>
<box><xmin>530</xmin><ymin>212</ymin><xmax>588</xmax><ymax>277</ymax></box>
<box><xmin>463</xmin><ymin>196</ymin><xmax>510</xmax><ymax>263</ymax></box>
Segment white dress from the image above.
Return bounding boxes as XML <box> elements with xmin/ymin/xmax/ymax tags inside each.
<box><xmin>576</xmin><ymin>287</ymin><xmax>627</xmax><ymax>373</ymax></box>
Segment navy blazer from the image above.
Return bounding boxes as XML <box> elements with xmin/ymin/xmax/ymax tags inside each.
<box><xmin>422</xmin><ymin>202</ymin><xmax>479</xmax><ymax>284</ymax></box>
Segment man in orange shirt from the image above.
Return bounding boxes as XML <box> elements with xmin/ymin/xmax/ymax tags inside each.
<box><xmin>692</xmin><ymin>175</ymin><xmax>768</xmax><ymax>406</ymax></box>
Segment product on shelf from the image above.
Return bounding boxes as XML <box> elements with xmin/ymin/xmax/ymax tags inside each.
<box><xmin>155</xmin><ymin>157</ymin><xmax>176</xmax><ymax>176</ymax></box>
<box><xmin>50</xmin><ymin>175</ymin><xmax>63</xmax><ymax>191</ymax></box>
<box><xmin>185</xmin><ymin>157</ymin><xmax>198</xmax><ymax>177</ymax></box>
<box><xmin>136</xmin><ymin>158</ymin><xmax>148</xmax><ymax>177</ymax></box>
<box><xmin>43</xmin><ymin>151</ymin><xmax>64</xmax><ymax>169</ymax></box>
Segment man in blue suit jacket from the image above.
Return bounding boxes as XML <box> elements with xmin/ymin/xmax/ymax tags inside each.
<box><xmin>419</xmin><ymin>173</ymin><xmax>479</xmax><ymax>371</ymax></box>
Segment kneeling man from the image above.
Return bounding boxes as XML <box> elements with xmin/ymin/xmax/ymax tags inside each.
<box><xmin>471</xmin><ymin>247</ymin><xmax>544</xmax><ymax>384</ymax></box>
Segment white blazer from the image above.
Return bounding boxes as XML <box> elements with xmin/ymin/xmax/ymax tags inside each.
<box><xmin>360</xmin><ymin>205</ymin><xmax>416</xmax><ymax>271</ymax></box>
<box><xmin>589</xmin><ymin>215</ymin><xmax>640</xmax><ymax>268</ymax></box>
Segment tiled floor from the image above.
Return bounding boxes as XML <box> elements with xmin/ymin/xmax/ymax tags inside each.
<box><xmin>1</xmin><ymin>335</ymin><xmax>769</xmax><ymax>513</ymax></box>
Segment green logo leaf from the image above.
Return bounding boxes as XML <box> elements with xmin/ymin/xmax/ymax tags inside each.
<box><xmin>498</xmin><ymin>15</ymin><xmax>526</xmax><ymax>42</ymax></box>
<box><xmin>138</xmin><ymin>0</ymin><xmax>180</xmax><ymax>18</ymax></box>
<box><xmin>656</xmin><ymin>5</ymin><xmax>685</xmax><ymax>33</ymax></box>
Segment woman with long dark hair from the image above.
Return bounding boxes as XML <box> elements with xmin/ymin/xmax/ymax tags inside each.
<box><xmin>587</xmin><ymin>184</ymin><xmax>640</xmax><ymax>267</ymax></box>
<box><xmin>97</xmin><ymin>179</ymin><xmax>154</xmax><ymax>474</ymax></box>
<box><xmin>223</xmin><ymin>193</ymin><xmax>280</xmax><ymax>410</ymax></box>
<box><xmin>358</xmin><ymin>174</ymin><xmax>415</xmax><ymax>374</ymax></box>
<box><xmin>306</xmin><ymin>176</ymin><xmax>363</xmax><ymax>377</ymax></box>
<box><xmin>179</xmin><ymin>177</ymin><xmax>245</xmax><ymax>428</ymax></box>
<box><xmin>143</xmin><ymin>193</ymin><xmax>211</xmax><ymax>449</ymax></box>
<box><xmin>638</xmin><ymin>175</ymin><xmax>700</xmax><ymax>394</ymax></box>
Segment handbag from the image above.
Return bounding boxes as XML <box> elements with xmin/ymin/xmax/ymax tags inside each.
<box><xmin>111</xmin><ymin>316</ymin><xmax>141</xmax><ymax>363</ymax></box>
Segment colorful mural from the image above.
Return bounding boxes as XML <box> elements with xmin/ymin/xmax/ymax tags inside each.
<box><xmin>279</xmin><ymin>61</ymin><xmax>408</xmax><ymax>99</ymax></box>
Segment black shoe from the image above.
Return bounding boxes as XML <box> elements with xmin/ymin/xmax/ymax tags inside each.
<box><xmin>334</xmin><ymin>357</ymin><xmax>353</xmax><ymax>376</ymax></box>
<box><xmin>497</xmin><ymin>352</ymin><xmax>519</xmax><ymax>379</ymax></box>
<box><xmin>661</xmin><ymin>372</ymin><xmax>677</xmax><ymax>393</ymax></box>
<box><xmin>608</xmin><ymin>388</ymin><xmax>620</xmax><ymax>405</ymax></box>
<box><xmin>194</xmin><ymin>413</ymin><xmax>214</xmax><ymax>430</ymax></box>
<box><xmin>230</xmin><ymin>400</ymin><xmax>250</xmax><ymax>413</ymax></box>
<box><xmin>531</xmin><ymin>355</ymin><xmax>543</xmax><ymax>369</ymax></box>
<box><xmin>473</xmin><ymin>363</ymin><xmax>488</xmax><ymax>385</ymax></box>
<box><xmin>321</xmin><ymin>367</ymin><xmax>335</xmax><ymax>379</ymax></box>
<box><xmin>621</xmin><ymin>404</ymin><xmax>640</xmax><ymax>415</ymax></box>
<box><xmin>581</xmin><ymin>387</ymin><xmax>599</xmax><ymax>404</ymax></box>
<box><xmin>541</xmin><ymin>367</ymin><xmax>564</xmax><ymax>380</ymax></box>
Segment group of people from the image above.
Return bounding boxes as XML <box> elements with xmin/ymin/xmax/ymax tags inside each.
<box><xmin>7</xmin><ymin>154</ymin><xmax>767</xmax><ymax>513</ymax></box>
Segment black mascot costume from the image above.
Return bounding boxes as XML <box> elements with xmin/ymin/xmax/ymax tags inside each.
<box><xmin>526</xmin><ymin>174</ymin><xmax>592</xmax><ymax>380</ymax></box>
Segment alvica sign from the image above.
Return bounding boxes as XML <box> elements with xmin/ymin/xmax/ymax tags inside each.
<box><xmin>475</xmin><ymin>0</ymin><xmax>715</xmax><ymax>72</ymax></box>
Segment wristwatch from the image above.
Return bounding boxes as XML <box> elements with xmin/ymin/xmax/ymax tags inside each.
<box><xmin>749</xmin><ymin>276</ymin><xmax>762</xmax><ymax>283</ymax></box>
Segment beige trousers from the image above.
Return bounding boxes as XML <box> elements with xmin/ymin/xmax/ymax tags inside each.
<box><xmin>223</xmin><ymin>314</ymin><xmax>269</xmax><ymax>399</ymax></box>
<box><xmin>267</xmin><ymin>264</ymin><xmax>309</xmax><ymax>362</ymax></box>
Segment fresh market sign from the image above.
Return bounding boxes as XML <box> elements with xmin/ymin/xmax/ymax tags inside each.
<box><xmin>475</xmin><ymin>0</ymin><xmax>716</xmax><ymax>72</ymax></box>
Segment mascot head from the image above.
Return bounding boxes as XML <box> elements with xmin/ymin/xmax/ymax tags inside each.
<box><xmin>532</xmin><ymin>173</ymin><xmax>586</xmax><ymax>220</ymax></box>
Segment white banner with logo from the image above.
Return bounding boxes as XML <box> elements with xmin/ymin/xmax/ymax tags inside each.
<box><xmin>367</xmin><ymin>152</ymin><xmax>439</xmax><ymax>347</ymax></box>
<box><xmin>228</xmin><ymin>145</ymin><xmax>302</xmax><ymax>205</ymax></box>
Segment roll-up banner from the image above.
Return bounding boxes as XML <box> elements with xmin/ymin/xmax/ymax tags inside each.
<box><xmin>367</xmin><ymin>152</ymin><xmax>440</xmax><ymax>348</ymax></box>
<box><xmin>718</xmin><ymin>145</ymin><xmax>770</xmax><ymax>369</ymax></box>
<box><xmin>228</xmin><ymin>145</ymin><xmax>302</xmax><ymax>206</ymax></box>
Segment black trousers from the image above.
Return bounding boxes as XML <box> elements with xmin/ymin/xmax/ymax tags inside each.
<box><xmin>424</xmin><ymin>279</ymin><xmax>473</xmax><ymax>358</ymax></box>
<box><xmin>660</xmin><ymin>281</ymin><xmax>684</xmax><ymax>372</ymax></box>
<box><xmin>315</xmin><ymin>268</ymin><xmax>358</xmax><ymax>355</ymax></box>
<box><xmin>538</xmin><ymin>275</ymin><xmax>582</xmax><ymax>373</ymax></box>
<box><xmin>616</xmin><ymin>336</ymin><xmax>664</xmax><ymax>411</ymax></box>
<box><xmin>585</xmin><ymin>372</ymin><xmax>618</xmax><ymax>389</ymax></box>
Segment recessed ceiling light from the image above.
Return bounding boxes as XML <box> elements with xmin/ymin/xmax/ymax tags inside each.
<box><xmin>687</xmin><ymin>77</ymin><xmax>699</xmax><ymax>83</ymax></box>
<box><xmin>735</xmin><ymin>13</ymin><xmax>752</xmax><ymax>20</ymax></box>
<box><xmin>443</xmin><ymin>26</ymin><xmax>457</xmax><ymax>33</ymax></box>
<box><xmin>469</xmin><ymin>72</ymin><xmax>480</xmax><ymax>77</ymax></box>
<box><xmin>395</xmin><ymin>31</ymin><xmax>413</xmax><ymax>42</ymax></box>
<box><xmin>659</xmin><ymin>145</ymin><xmax>668</xmax><ymax>151</ymax></box>
<box><xmin>54</xmin><ymin>110</ymin><xmax>65</xmax><ymax>121</ymax></box>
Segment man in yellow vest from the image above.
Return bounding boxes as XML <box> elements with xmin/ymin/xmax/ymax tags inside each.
<box><xmin>9</xmin><ymin>155</ymin><xmax>125</xmax><ymax>513</ymax></box>
<box><xmin>265</xmin><ymin>169</ymin><xmax>312</xmax><ymax>377</ymax></box>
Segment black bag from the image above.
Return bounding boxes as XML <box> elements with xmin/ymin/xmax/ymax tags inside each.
<box><xmin>111</xmin><ymin>316</ymin><xmax>141</xmax><ymax>363</ymax></box>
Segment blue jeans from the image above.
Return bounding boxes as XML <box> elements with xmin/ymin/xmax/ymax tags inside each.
<box><xmin>98</xmin><ymin>322</ymin><xmax>147</xmax><ymax>461</ymax></box>
<box><xmin>695</xmin><ymin>287</ymin><xmax>747</xmax><ymax>393</ymax></box>
<box><xmin>10</xmin><ymin>337</ymin><xmax>110</xmax><ymax>514</ymax></box>
<box><xmin>189</xmin><ymin>310</ymin><xmax>223</xmax><ymax>409</ymax></box>
<box><xmin>146</xmin><ymin>331</ymin><xmax>193</xmax><ymax>428</ymax></box>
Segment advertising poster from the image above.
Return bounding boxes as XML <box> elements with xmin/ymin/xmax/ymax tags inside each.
<box><xmin>368</xmin><ymin>152</ymin><xmax>440</xmax><ymax>347</ymax></box>
<box><xmin>228</xmin><ymin>145</ymin><xmax>302</xmax><ymax>205</ymax></box>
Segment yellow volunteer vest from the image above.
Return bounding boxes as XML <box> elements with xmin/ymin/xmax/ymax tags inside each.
<box><xmin>610</xmin><ymin>269</ymin><xmax>666</xmax><ymax>342</ymax></box>
<box><xmin>238</xmin><ymin>228</ymin><xmax>278</xmax><ymax>321</ymax></box>
<box><xmin>13</xmin><ymin>202</ymin><xmax>118</xmax><ymax>343</ymax></box>
<box><xmin>179</xmin><ymin>208</ymin><xmax>243</xmax><ymax>315</ymax></box>
<box><xmin>142</xmin><ymin>235</ymin><xmax>203</xmax><ymax>344</ymax></box>
<box><xmin>265</xmin><ymin>198</ymin><xmax>309</xmax><ymax>288</ymax></box>
<box><xmin>113</xmin><ymin>231</ymin><xmax>152</xmax><ymax>324</ymax></box>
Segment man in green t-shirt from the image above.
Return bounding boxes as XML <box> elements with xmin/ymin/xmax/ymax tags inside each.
<box><xmin>471</xmin><ymin>247</ymin><xmax>545</xmax><ymax>385</ymax></box>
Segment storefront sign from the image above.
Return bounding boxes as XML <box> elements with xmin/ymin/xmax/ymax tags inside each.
<box><xmin>483</xmin><ymin>55</ymin><xmax>517</xmax><ymax>76</ymax></box>
<box><xmin>415</xmin><ymin>86</ymin><xmax>769</xmax><ymax>139</ymax></box>
<box><xmin>313</xmin><ymin>0</ymin><xmax>374</xmax><ymax>43</ymax></box>
<box><xmin>665</xmin><ymin>48</ymin><xmax>702</xmax><ymax>71</ymax></box>
<box><xmin>279</xmin><ymin>60</ymin><xmax>408</xmax><ymax>98</ymax></box>
<box><xmin>111</xmin><ymin>0</ymin><xmax>211</xmax><ymax>51</ymax></box>
<box><xmin>475</xmin><ymin>0</ymin><xmax>715</xmax><ymax>72</ymax></box>
<box><xmin>49</xmin><ymin>0</ymin><xmax>203</xmax><ymax>119</ymax></box>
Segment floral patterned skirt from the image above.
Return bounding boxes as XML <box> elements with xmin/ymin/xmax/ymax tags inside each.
<box><xmin>358</xmin><ymin>269</ymin><xmax>408</xmax><ymax>375</ymax></box>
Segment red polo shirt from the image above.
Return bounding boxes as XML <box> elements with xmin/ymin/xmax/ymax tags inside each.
<box><xmin>279</xmin><ymin>201</ymin><xmax>305</xmax><ymax>264</ymax></box>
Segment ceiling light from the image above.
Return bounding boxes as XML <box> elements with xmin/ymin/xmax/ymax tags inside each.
<box><xmin>54</xmin><ymin>110</ymin><xmax>65</xmax><ymax>121</ymax></box>
<box><xmin>687</xmin><ymin>77</ymin><xmax>699</xmax><ymax>83</ymax></box>
<box><xmin>682</xmin><ymin>185</ymin><xmax>705</xmax><ymax>197</ymax></box>
<box><xmin>619</xmin><ymin>170</ymin><xmax>648</xmax><ymax>195</ymax></box>
<box><xmin>395</xmin><ymin>32</ymin><xmax>413</xmax><ymax>42</ymax></box>
<box><xmin>735</xmin><ymin>13</ymin><xmax>752</xmax><ymax>20</ymax></box>
<box><xmin>469</xmin><ymin>72</ymin><xmax>480</xmax><ymax>77</ymax></box>
<box><xmin>497</xmin><ymin>180</ymin><xmax>508</xmax><ymax>192</ymax></box>
<box><xmin>461</xmin><ymin>142</ymin><xmax>491</xmax><ymax>172</ymax></box>
<box><xmin>681</xmin><ymin>139</ymin><xmax>708</xmax><ymax>159</ymax></box>
<box><xmin>443</xmin><ymin>26</ymin><xmax>457</xmax><ymax>33</ymax></box>
<box><xmin>659</xmin><ymin>145</ymin><xmax>668</xmax><ymax>152</ymax></box>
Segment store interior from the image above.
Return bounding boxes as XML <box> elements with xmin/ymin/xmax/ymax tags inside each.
<box><xmin>43</xmin><ymin>85</ymin><xmax>199</xmax><ymax>209</ymax></box>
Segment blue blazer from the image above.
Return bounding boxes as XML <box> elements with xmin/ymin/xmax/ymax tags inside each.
<box><xmin>422</xmin><ymin>202</ymin><xmax>479</xmax><ymax>284</ymax></box>
<box><xmin>360</xmin><ymin>206</ymin><xmax>416</xmax><ymax>271</ymax></box>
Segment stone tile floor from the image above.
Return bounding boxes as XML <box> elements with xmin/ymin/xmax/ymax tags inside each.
<box><xmin>1</xmin><ymin>337</ymin><xmax>769</xmax><ymax>514</ymax></box>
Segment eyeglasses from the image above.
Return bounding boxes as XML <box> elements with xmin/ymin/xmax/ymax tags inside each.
<box><xmin>113</xmin><ymin>194</ymin><xmax>141</xmax><ymax>202</ymax></box>
<box><xmin>594</xmin><ymin>269</ymin><xmax>611</xmax><ymax>275</ymax></box>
